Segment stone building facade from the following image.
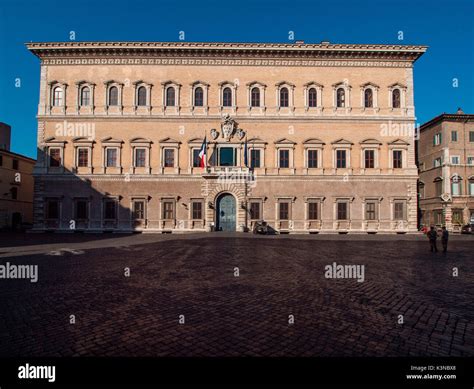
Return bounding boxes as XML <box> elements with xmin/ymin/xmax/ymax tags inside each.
<box><xmin>27</xmin><ymin>41</ymin><xmax>426</xmax><ymax>233</ymax></box>
<box><xmin>418</xmin><ymin>109</ymin><xmax>474</xmax><ymax>231</ymax></box>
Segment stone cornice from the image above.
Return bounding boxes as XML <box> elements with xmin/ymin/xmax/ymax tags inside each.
<box><xmin>26</xmin><ymin>41</ymin><xmax>427</xmax><ymax>64</ymax></box>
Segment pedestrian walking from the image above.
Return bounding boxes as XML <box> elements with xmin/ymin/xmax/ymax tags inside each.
<box><xmin>427</xmin><ymin>226</ymin><xmax>438</xmax><ymax>253</ymax></box>
<box><xmin>441</xmin><ymin>226</ymin><xmax>449</xmax><ymax>253</ymax></box>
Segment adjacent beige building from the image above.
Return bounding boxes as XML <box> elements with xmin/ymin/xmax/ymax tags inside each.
<box><xmin>418</xmin><ymin>109</ymin><xmax>474</xmax><ymax>231</ymax></box>
<box><xmin>27</xmin><ymin>41</ymin><xmax>426</xmax><ymax>233</ymax></box>
<box><xmin>0</xmin><ymin>146</ymin><xmax>35</xmax><ymax>230</ymax></box>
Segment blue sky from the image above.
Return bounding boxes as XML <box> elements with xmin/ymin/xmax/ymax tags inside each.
<box><xmin>0</xmin><ymin>0</ymin><xmax>472</xmax><ymax>158</ymax></box>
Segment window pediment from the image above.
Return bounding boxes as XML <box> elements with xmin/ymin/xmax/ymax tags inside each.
<box><xmin>360</xmin><ymin>138</ymin><xmax>382</xmax><ymax>145</ymax></box>
<box><xmin>332</xmin><ymin>81</ymin><xmax>351</xmax><ymax>89</ymax></box>
<box><xmin>218</xmin><ymin>80</ymin><xmax>236</xmax><ymax>87</ymax></box>
<box><xmin>304</xmin><ymin>81</ymin><xmax>323</xmax><ymax>88</ymax></box>
<box><xmin>275</xmin><ymin>81</ymin><xmax>295</xmax><ymax>88</ymax></box>
<box><xmin>44</xmin><ymin>137</ymin><xmax>67</xmax><ymax>144</ymax></box>
<box><xmin>161</xmin><ymin>80</ymin><xmax>182</xmax><ymax>87</ymax></box>
<box><xmin>130</xmin><ymin>137</ymin><xmax>152</xmax><ymax>144</ymax></box>
<box><xmin>190</xmin><ymin>80</ymin><xmax>209</xmax><ymax>87</ymax></box>
<box><xmin>303</xmin><ymin>138</ymin><xmax>325</xmax><ymax>145</ymax></box>
<box><xmin>246</xmin><ymin>81</ymin><xmax>267</xmax><ymax>88</ymax></box>
<box><xmin>360</xmin><ymin>82</ymin><xmax>379</xmax><ymax>89</ymax></box>
<box><xmin>103</xmin><ymin>80</ymin><xmax>123</xmax><ymax>86</ymax></box>
<box><xmin>101</xmin><ymin>136</ymin><xmax>124</xmax><ymax>144</ymax></box>
<box><xmin>72</xmin><ymin>137</ymin><xmax>94</xmax><ymax>144</ymax></box>
<box><xmin>133</xmin><ymin>80</ymin><xmax>153</xmax><ymax>87</ymax></box>
<box><xmin>388</xmin><ymin>138</ymin><xmax>410</xmax><ymax>146</ymax></box>
<box><xmin>247</xmin><ymin>137</ymin><xmax>267</xmax><ymax>144</ymax></box>
<box><xmin>75</xmin><ymin>80</ymin><xmax>95</xmax><ymax>86</ymax></box>
<box><xmin>187</xmin><ymin>137</ymin><xmax>204</xmax><ymax>144</ymax></box>
<box><xmin>331</xmin><ymin>138</ymin><xmax>353</xmax><ymax>145</ymax></box>
<box><xmin>159</xmin><ymin>137</ymin><xmax>181</xmax><ymax>144</ymax></box>
<box><xmin>274</xmin><ymin>138</ymin><xmax>296</xmax><ymax>145</ymax></box>
<box><xmin>389</xmin><ymin>82</ymin><xmax>407</xmax><ymax>89</ymax></box>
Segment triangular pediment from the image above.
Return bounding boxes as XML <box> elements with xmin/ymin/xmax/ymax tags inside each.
<box><xmin>247</xmin><ymin>137</ymin><xmax>267</xmax><ymax>144</ymax></box>
<box><xmin>304</xmin><ymin>81</ymin><xmax>323</xmax><ymax>88</ymax></box>
<box><xmin>274</xmin><ymin>138</ymin><xmax>296</xmax><ymax>145</ymax></box>
<box><xmin>388</xmin><ymin>138</ymin><xmax>410</xmax><ymax>146</ymax></box>
<box><xmin>331</xmin><ymin>138</ymin><xmax>353</xmax><ymax>145</ymax></box>
<box><xmin>360</xmin><ymin>82</ymin><xmax>379</xmax><ymax>89</ymax></box>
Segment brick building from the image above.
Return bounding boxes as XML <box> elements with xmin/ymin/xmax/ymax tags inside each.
<box><xmin>26</xmin><ymin>41</ymin><xmax>426</xmax><ymax>233</ymax></box>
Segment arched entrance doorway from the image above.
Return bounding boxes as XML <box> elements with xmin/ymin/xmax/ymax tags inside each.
<box><xmin>216</xmin><ymin>193</ymin><xmax>236</xmax><ymax>231</ymax></box>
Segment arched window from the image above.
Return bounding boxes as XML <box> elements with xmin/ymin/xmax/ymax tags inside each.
<box><xmin>392</xmin><ymin>89</ymin><xmax>401</xmax><ymax>108</ymax></box>
<box><xmin>53</xmin><ymin>86</ymin><xmax>63</xmax><ymax>106</ymax></box>
<box><xmin>364</xmin><ymin>88</ymin><xmax>373</xmax><ymax>108</ymax></box>
<box><xmin>194</xmin><ymin>87</ymin><xmax>204</xmax><ymax>107</ymax></box>
<box><xmin>251</xmin><ymin>87</ymin><xmax>260</xmax><ymax>107</ymax></box>
<box><xmin>166</xmin><ymin>87</ymin><xmax>175</xmax><ymax>107</ymax></box>
<box><xmin>222</xmin><ymin>87</ymin><xmax>232</xmax><ymax>107</ymax></box>
<box><xmin>108</xmin><ymin>86</ymin><xmax>118</xmax><ymax>106</ymax></box>
<box><xmin>80</xmin><ymin>87</ymin><xmax>90</xmax><ymax>106</ymax></box>
<box><xmin>308</xmin><ymin>88</ymin><xmax>317</xmax><ymax>107</ymax></box>
<box><xmin>336</xmin><ymin>88</ymin><xmax>345</xmax><ymax>108</ymax></box>
<box><xmin>137</xmin><ymin>86</ymin><xmax>147</xmax><ymax>106</ymax></box>
<box><xmin>279</xmin><ymin>87</ymin><xmax>289</xmax><ymax>107</ymax></box>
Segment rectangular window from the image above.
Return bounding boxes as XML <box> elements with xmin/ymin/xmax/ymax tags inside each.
<box><xmin>279</xmin><ymin>202</ymin><xmax>289</xmax><ymax>220</ymax></box>
<box><xmin>308</xmin><ymin>202</ymin><xmax>319</xmax><ymax>220</ymax></box>
<box><xmin>336</xmin><ymin>150</ymin><xmax>346</xmax><ymax>168</ymax></box>
<box><xmin>365</xmin><ymin>202</ymin><xmax>376</xmax><ymax>220</ymax></box>
<box><xmin>394</xmin><ymin>202</ymin><xmax>405</xmax><ymax>220</ymax></box>
<box><xmin>469</xmin><ymin>180</ymin><xmax>474</xmax><ymax>195</ymax></box>
<box><xmin>452</xmin><ymin>182</ymin><xmax>461</xmax><ymax>196</ymax></box>
<box><xmin>250</xmin><ymin>149</ymin><xmax>261</xmax><ymax>168</ymax></box>
<box><xmin>12</xmin><ymin>159</ymin><xmax>19</xmax><ymax>170</ymax></box>
<box><xmin>435</xmin><ymin>180</ymin><xmax>443</xmax><ymax>196</ymax></box>
<box><xmin>133</xmin><ymin>201</ymin><xmax>145</xmax><ymax>220</ymax></box>
<box><xmin>49</xmin><ymin>148</ymin><xmax>61</xmax><ymax>167</ymax></box>
<box><xmin>106</xmin><ymin>148</ymin><xmax>117</xmax><ymax>167</ymax></box>
<box><xmin>452</xmin><ymin>209</ymin><xmax>463</xmax><ymax>225</ymax></box>
<box><xmin>337</xmin><ymin>202</ymin><xmax>348</xmax><ymax>220</ymax></box>
<box><xmin>162</xmin><ymin>201</ymin><xmax>174</xmax><ymax>220</ymax></box>
<box><xmin>467</xmin><ymin>156</ymin><xmax>474</xmax><ymax>165</ymax></box>
<box><xmin>46</xmin><ymin>200</ymin><xmax>59</xmax><ymax>219</ymax></box>
<box><xmin>77</xmin><ymin>148</ymin><xmax>89</xmax><ymax>167</ymax></box>
<box><xmin>135</xmin><ymin>148</ymin><xmax>146</xmax><ymax>167</ymax></box>
<box><xmin>434</xmin><ymin>210</ymin><xmax>444</xmax><ymax>225</ymax></box>
<box><xmin>451</xmin><ymin>156</ymin><xmax>460</xmax><ymax>165</ymax></box>
<box><xmin>279</xmin><ymin>149</ymin><xmax>289</xmax><ymax>168</ymax></box>
<box><xmin>433</xmin><ymin>133</ymin><xmax>442</xmax><ymax>146</ymax></box>
<box><xmin>75</xmin><ymin>200</ymin><xmax>88</xmax><ymax>220</ymax></box>
<box><xmin>469</xmin><ymin>131</ymin><xmax>474</xmax><ymax>142</ymax></box>
<box><xmin>364</xmin><ymin>150</ymin><xmax>375</xmax><ymax>169</ymax></box>
<box><xmin>164</xmin><ymin>149</ymin><xmax>175</xmax><ymax>167</ymax></box>
<box><xmin>434</xmin><ymin>157</ymin><xmax>442</xmax><ymax>167</ymax></box>
<box><xmin>307</xmin><ymin>150</ymin><xmax>318</xmax><ymax>168</ymax></box>
<box><xmin>192</xmin><ymin>149</ymin><xmax>201</xmax><ymax>167</ymax></box>
<box><xmin>250</xmin><ymin>202</ymin><xmax>261</xmax><ymax>220</ymax></box>
<box><xmin>451</xmin><ymin>131</ymin><xmax>458</xmax><ymax>142</ymax></box>
<box><xmin>192</xmin><ymin>201</ymin><xmax>202</xmax><ymax>220</ymax></box>
<box><xmin>104</xmin><ymin>201</ymin><xmax>116</xmax><ymax>220</ymax></box>
<box><xmin>393</xmin><ymin>150</ymin><xmax>403</xmax><ymax>169</ymax></box>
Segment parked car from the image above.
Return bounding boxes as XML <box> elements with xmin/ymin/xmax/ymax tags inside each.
<box><xmin>461</xmin><ymin>224</ymin><xmax>474</xmax><ymax>234</ymax></box>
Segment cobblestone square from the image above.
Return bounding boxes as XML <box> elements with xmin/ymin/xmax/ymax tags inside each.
<box><xmin>0</xmin><ymin>234</ymin><xmax>473</xmax><ymax>357</ymax></box>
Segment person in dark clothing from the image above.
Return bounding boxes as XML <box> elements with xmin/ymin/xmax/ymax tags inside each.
<box><xmin>428</xmin><ymin>226</ymin><xmax>438</xmax><ymax>252</ymax></box>
<box><xmin>441</xmin><ymin>226</ymin><xmax>449</xmax><ymax>253</ymax></box>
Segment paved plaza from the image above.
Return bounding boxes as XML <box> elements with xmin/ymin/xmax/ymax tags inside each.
<box><xmin>0</xmin><ymin>233</ymin><xmax>473</xmax><ymax>357</ymax></box>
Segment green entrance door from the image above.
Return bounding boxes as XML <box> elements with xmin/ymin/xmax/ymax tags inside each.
<box><xmin>219</xmin><ymin>147</ymin><xmax>235</xmax><ymax>166</ymax></box>
<box><xmin>216</xmin><ymin>194</ymin><xmax>236</xmax><ymax>231</ymax></box>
